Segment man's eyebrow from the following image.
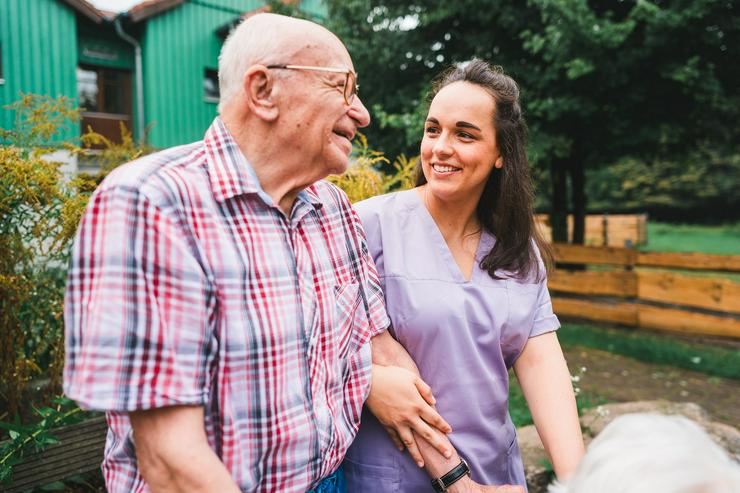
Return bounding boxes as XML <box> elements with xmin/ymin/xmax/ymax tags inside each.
<box><xmin>457</xmin><ymin>121</ymin><xmax>482</xmax><ymax>131</ymax></box>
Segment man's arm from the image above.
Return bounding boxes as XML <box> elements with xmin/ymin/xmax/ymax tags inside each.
<box><xmin>370</xmin><ymin>332</ymin><xmax>525</xmax><ymax>493</ymax></box>
<box><xmin>513</xmin><ymin>332</ymin><xmax>585</xmax><ymax>480</ymax></box>
<box><xmin>129</xmin><ymin>406</ymin><xmax>241</xmax><ymax>493</ymax></box>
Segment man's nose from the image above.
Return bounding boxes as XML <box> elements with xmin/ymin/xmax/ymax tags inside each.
<box><xmin>349</xmin><ymin>96</ymin><xmax>371</xmax><ymax>128</ymax></box>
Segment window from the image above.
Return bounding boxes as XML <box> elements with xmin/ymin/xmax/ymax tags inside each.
<box><xmin>76</xmin><ymin>65</ymin><xmax>131</xmax><ymax>114</ymax></box>
<box><xmin>76</xmin><ymin>64</ymin><xmax>133</xmax><ymax>146</ymax></box>
<box><xmin>204</xmin><ymin>69</ymin><xmax>219</xmax><ymax>102</ymax></box>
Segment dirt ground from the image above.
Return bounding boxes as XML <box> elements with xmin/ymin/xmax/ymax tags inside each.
<box><xmin>563</xmin><ymin>346</ymin><xmax>740</xmax><ymax>428</ymax></box>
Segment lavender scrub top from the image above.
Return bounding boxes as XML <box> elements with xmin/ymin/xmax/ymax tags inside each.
<box><xmin>343</xmin><ymin>189</ymin><xmax>560</xmax><ymax>492</ymax></box>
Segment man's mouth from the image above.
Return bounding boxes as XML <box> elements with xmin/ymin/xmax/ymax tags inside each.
<box><xmin>432</xmin><ymin>163</ymin><xmax>461</xmax><ymax>173</ymax></box>
<box><xmin>333</xmin><ymin>129</ymin><xmax>354</xmax><ymax>141</ymax></box>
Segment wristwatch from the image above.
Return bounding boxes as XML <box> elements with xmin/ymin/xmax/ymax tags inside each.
<box><xmin>431</xmin><ymin>458</ymin><xmax>471</xmax><ymax>492</ymax></box>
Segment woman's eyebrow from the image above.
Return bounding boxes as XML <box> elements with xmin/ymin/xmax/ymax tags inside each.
<box><xmin>425</xmin><ymin>117</ymin><xmax>440</xmax><ymax>124</ymax></box>
<box><xmin>457</xmin><ymin>121</ymin><xmax>481</xmax><ymax>131</ymax></box>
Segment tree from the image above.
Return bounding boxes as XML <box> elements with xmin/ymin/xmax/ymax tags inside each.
<box><xmin>326</xmin><ymin>0</ymin><xmax>740</xmax><ymax>239</ymax></box>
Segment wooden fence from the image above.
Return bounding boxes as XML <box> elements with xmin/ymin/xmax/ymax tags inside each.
<box><xmin>549</xmin><ymin>244</ymin><xmax>740</xmax><ymax>339</ymax></box>
<box><xmin>536</xmin><ymin>214</ymin><xmax>648</xmax><ymax>247</ymax></box>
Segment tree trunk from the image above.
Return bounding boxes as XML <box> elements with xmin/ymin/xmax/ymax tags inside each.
<box><xmin>570</xmin><ymin>155</ymin><xmax>586</xmax><ymax>245</ymax></box>
<box><xmin>550</xmin><ymin>158</ymin><xmax>569</xmax><ymax>243</ymax></box>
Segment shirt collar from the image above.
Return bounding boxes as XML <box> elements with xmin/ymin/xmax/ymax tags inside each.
<box><xmin>204</xmin><ymin>117</ymin><xmax>324</xmax><ymax>209</ymax></box>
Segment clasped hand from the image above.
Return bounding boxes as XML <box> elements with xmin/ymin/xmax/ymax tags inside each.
<box><xmin>365</xmin><ymin>364</ymin><xmax>453</xmax><ymax>466</ymax></box>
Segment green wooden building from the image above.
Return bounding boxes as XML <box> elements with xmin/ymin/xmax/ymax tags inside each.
<box><xmin>0</xmin><ymin>0</ymin><xmax>327</xmax><ymax>151</ymax></box>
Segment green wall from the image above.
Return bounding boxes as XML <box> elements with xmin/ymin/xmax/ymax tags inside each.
<box><xmin>0</xmin><ymin>0</ymin><xmax>78</xmax><ymax>142</ymax></box>
<box><xmin>141</xmin><ymin>0</ymin><xmax>328</xmax><ymax>148</ymax></box>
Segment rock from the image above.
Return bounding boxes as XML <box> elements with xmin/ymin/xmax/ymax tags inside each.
<box><xmin>517</xmin><ymin>400</ymin><xmax>740</xmax><ymax>493</ymax></box>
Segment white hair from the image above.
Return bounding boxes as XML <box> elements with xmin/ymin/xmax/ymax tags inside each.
<box><xmin>549</xmin><ymin>413</ymin><xmax>740</xmax><ymax>493</ymax></box>
<box><xmin>217</xmin><ymin>13</ymin><xmax>334</xmax><ymax>113</ymax></box>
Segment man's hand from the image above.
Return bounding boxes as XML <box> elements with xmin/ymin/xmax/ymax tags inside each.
<box><xmin>366</xmin><ymin>364</ymin><xmax>452</xmax><ymax>466</ymax></box>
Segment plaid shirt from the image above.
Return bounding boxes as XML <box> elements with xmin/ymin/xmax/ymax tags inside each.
<box><xmin>64</xmin><ymin>118</ymin><xmax>389</xmax><ymax>492</ymax></box>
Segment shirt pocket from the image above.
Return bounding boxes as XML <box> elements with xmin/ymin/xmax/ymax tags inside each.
<box><xmin>333</xmin><ymin>281</ymin><xmax>369</xmax><ymax>359</ymax></box>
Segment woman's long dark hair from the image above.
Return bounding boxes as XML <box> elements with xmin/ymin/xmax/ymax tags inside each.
<box><xmin>416</xmin><ymin>59</ymin><xmax>551</xmax><ymax>281</ymax></box>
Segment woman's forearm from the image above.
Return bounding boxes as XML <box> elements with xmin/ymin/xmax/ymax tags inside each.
<box><xmin>513</xmin><ymin>332</ymin><xmax>585</xmax><ymax>480</ymax></box>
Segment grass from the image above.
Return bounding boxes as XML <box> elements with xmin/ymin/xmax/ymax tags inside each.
<box><xmin>640</xmin><ymin>222</ymin><xmax>740</xmax><ymax>255</ymax></box>
<box><xmin>557</xmin><ymin>322</ymin><xmax>740</xmax><ymax>380</ymax></box>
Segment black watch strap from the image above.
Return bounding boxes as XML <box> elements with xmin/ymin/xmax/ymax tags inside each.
<box><xmin>431</xmin><ymin>458</ymin><xmax>471</xmax><ymax>492</ymax></box>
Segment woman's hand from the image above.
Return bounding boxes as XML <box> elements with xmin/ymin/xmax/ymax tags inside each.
<box><xmin>366</xmin><ymin>364</ymin><xmax>453</xmax><ymax>466</ymax></box>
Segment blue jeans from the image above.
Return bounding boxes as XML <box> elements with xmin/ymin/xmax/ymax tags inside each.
<box><xmin>307</xmin><ymin>466</ymin><xmax>346</xmax><ymax>493</ymax></box>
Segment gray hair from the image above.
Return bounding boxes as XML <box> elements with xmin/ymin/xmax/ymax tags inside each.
<box><xmin>217</xmin><ymin>13</ymin><xmax>302</xmax><ymax>113</ymax></box>
<box><xmin>549</xmin><ymin>413</ymin><xmax>740</xmax><ymax>493</ymax></box>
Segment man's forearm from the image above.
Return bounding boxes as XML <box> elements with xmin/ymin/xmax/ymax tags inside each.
<box><xmin>130</xmin><ymin>406</ymin><xmax>241</xmax><ymax>493</ymax></box>
<box><xmin>371</xmin><ymin>330</ymin><xmax>419</xmax><ymax>372</ymax></box>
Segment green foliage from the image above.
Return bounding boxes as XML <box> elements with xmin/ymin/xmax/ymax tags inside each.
<box><xmin>0</xmin><ymin>96</ymin><xmax>83</xmax><ymax>417</ymax></box>
<box><xmin>0</xmin><ymin>397</ymin><xmax>83</xmax><ymax>486</ymax></box>
<box><xmin>587</xmin><ymin>149</ymin><xmax>740</xmax><ymax>222</ymax></box>
<box><xmin>0</xmin><ymin>95</ymin><xmax>150</xmax><ymax>486</ymax></box>
<box><xmin>326</xmin><ymin>0</ymin><xmax>740</xmax><ymax>228</ymax></box>
<box><xmin>558</xmin><ymin>323</ymin><xmax>740</xmax><ymax>380</ymax></box>
<box><xmin>328</xmin><ymin>133</ymin><xmax>418</xmax><ymax>202</ymax></box>
<box><xmin>0</xmin><ymin>94</ymin><xmax>79</xmax><ymax>149</ymax></box>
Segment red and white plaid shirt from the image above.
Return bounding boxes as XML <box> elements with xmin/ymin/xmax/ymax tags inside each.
<box><xmin>64</xmin><ymin>118</ymin><xmax>389</xmax><ymax>492</ymax></box>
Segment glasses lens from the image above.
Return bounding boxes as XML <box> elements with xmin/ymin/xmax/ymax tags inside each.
<box><xmin>345</xmin><ymin>72</ymin><xmax>357</xmax><ymax>105</ymax></box>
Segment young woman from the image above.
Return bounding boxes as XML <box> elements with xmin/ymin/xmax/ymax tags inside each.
<box><xmin>344</xmin><ymin>60</ymin><xmax>584</xmax><ymax>492</ymax></box>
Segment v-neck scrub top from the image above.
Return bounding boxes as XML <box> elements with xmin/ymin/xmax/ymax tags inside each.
<box><xmin>344</xmin><ymin>189</ymin><xmax>560</xmax><ymax>492</ymax></box>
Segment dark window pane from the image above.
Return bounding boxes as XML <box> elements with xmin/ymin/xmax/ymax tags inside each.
<box><xmin>102</xmin><ymin>70</ymin><xmax>125</xmax><ymax>114</ymax></box>
<box><xmin>204</xmin><ymin>69</ymin><xmax>219</xmax><ymax>100</ymax></box>
<box><xmin>77</xmin><ymin>67</ymin><xmax>99</xmax><ymax>112</ymax></box>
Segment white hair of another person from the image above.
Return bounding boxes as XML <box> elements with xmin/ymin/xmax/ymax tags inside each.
<box><xmin>548</xmin><ymin>413</ymin><xmax>740</xmax><ymax>493</ymax></box>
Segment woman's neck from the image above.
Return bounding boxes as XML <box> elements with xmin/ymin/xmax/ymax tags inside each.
<box><xmin>417</xmin><ymin>185</ymin><xmax>481</xmax><ymax>241</ymax></box>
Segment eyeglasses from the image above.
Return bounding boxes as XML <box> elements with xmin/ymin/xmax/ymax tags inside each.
<box><xmin>266</xmin><ymin>64</ymin><xmax>359</xmax><ymax>106</ymax></box>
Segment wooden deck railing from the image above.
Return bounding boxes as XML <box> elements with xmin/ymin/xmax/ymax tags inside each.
<box><xmin>549</xmin><ymin>244</ymin><xmax>740</xmax><ymax>338</ymax></box>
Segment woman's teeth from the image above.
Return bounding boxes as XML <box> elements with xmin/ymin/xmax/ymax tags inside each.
<box><xmin>433</xmin><ymin>164</ymin><xmax>460</xmax><ymax>173</ymax></box>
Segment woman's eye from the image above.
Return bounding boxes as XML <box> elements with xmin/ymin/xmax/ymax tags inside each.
<box><xmin>458</xmin><ymin>132</ymin><xmax>475</xmax><ymax>140</ymax></box>
<box><xmin>425</xmin><ymin>126</ymin><xmax>439</xmax><ymax>134</ymax></box>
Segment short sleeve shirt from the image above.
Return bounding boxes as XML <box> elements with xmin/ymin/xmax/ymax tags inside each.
<box><xmin>64</xmin><ymin>118</ymin><xmax>389</xmax><ymax>493</ymax></box>
<box><xmin>343</xmin><ymin>189</ymin><xmax>559</xmax><ymax>492</ymax></box>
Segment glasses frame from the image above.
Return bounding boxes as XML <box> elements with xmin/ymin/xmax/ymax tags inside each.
<box><xmin>266</xmin><ymin>64</ymin><xmax>359</xmax><ymax>106</ymax></box>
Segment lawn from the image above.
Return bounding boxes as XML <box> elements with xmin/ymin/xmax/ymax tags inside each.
<box><xmin>641</xmin><ymin>222</ymin><xmax>740</xmax><ymax>255</ymax></box>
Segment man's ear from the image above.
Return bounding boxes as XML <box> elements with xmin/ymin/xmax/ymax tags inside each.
<box><xmin>242</xmin><ymin>65</ymin><xmax>279</xmax><ymax>122</ymax></box>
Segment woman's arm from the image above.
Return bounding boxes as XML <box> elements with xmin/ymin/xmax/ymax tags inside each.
<box><xmin>513</xmin><ymin>331</ymin><xmax>585</xmax><ymax>480</ymax></box>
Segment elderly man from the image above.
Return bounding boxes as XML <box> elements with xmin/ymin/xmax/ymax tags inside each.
<box><xmin>64</xmin><ymin>13</ymin><xmax>394</xmax><ymax>493</ymax></box>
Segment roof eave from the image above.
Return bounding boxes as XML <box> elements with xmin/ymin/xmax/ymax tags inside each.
<box><xmin>61</xmin><ymin>0</ymin><xmax>110</xmax><ymax>24</ymax></box>
<box><xmin>128</xmin><ymin>0</ymin><xmax>185</xmax><ymax>23</ymax></box>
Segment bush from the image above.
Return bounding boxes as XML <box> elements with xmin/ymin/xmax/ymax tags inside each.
<box><xmin>586</xmin><ymin>149</ymin><xmax>740</xmax><ymax>223</ymax></box>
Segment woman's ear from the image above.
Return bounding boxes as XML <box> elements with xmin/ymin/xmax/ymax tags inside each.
<box><xmin>494</xmin><ymin>156</ymin><xmax>504</xmax><ymax>169</ymax></box>
<box><xmin>242</xmin><ymin>65</ymin><xmax>279</xmax><ymax>122</ymax></box>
